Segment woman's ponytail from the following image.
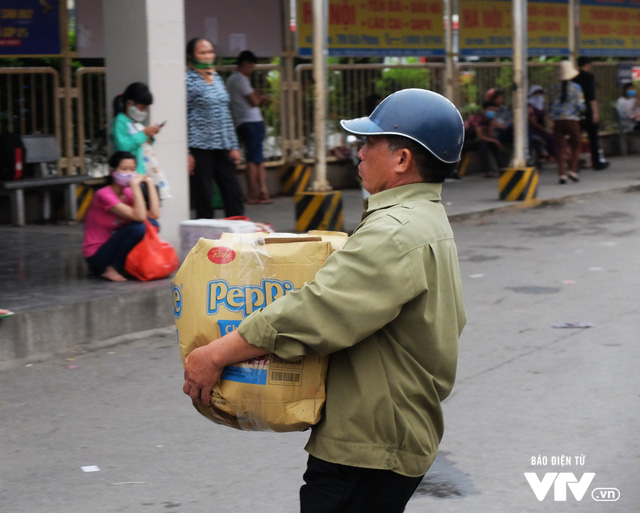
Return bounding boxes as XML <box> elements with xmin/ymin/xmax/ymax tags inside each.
<box><xmin>112</xmin><ymin>93</ymin><xmax>126</xmax><ymax>117</ymax></box>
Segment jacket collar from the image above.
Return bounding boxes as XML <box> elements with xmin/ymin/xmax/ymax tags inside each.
<box><xmin>363</xmin><ymin>182</ymin><xmax>442</xmax><ymax>219</ymax></box>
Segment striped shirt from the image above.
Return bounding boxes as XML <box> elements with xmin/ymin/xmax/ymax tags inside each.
<box><xmin>186</xmin><ymin>68</ymin><xmax>239</xmax><ymax>150</ymax></box>
<box><xmin>550</xmin><ymin>81</ymin><xmax>585</xmax><ymax>122</ymax></box>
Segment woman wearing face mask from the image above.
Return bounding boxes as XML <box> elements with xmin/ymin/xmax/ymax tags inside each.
<box><xmin>186</xmin><ymin>37</ymin><xmax>245</xmax><ymax>218</ymax></box>
<box><xmin>462</xmin><ymin>101</ymin><xmax>507</xmax><ymax>178</ymax></box>
<box><xmin>527</xmin><ymin>85</ymin><xmax>556</xmax><ymax>162</ymax></box>
<box><xmin>82</xmin><ymin>151</ymin><xmax>160</xmax><ymax>282</ymax></box>
<box><xmin>112</xmin><ymin>82</ymin><xmax>162</xmax><ymax>175</ymax></box>
<box><xmin>616</xmin><ymin>82</ymin><xmax>640</xmax><ymax>133</ymax></box>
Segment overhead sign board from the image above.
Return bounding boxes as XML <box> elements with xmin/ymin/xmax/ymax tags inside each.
<box><xmin>580</xmin><ymin>0</ymin><xmax>640</xmax><ymax>57</ymax></box>
<box><xmin>296</xmin><ymin>0</ymin><xmax>445</xmax><ymax>57</ymax></box>
<box><xmin>459</xmin><ymin>0</ymin><xmax>569</xmax><ymax>57</ymax></box>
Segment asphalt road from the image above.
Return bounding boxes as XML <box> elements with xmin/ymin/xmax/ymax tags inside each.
<box><xmin>1</xmin><ymin>189</ymin><xmax>638</xmax><ymax>512</ymax></box>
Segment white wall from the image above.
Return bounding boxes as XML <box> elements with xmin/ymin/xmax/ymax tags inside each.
<box><xmin>79</xmin><ymin>0</ymin><xmax>284</xmax><ymax>58</ymax></box>
<box><xmin>103</xmin><ymin>0</ymin><xmax>189</xmax><ymax>248</ymax></box>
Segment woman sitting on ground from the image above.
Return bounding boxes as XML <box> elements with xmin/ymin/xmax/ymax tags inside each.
<box><xmin>82</xmin><ymin>151</ymin><xmax>160</xmax><ymax>282</ymax></box>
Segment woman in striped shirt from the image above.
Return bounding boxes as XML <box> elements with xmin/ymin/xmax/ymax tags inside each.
<box><xmin>186</xmin><ymin>37</ymin><xmax>244</xmax><ymax>218</ymax></box>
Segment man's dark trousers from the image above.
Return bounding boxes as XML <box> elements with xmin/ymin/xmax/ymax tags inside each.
<box><xmin>300</xmin><ymin>455</ymin><xmax>424</xmax><ymax>513</ymax></box>
<box><xmin>582</xmin><ymin>114</ymin><xmax>601</xmax><ymax>168</ymax></box>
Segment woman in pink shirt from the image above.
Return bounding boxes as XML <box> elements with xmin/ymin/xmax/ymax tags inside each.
<box><xmin>82</xmin><ymin>151</ymin><xmax>160</xmax><ymax>282</ymax></box>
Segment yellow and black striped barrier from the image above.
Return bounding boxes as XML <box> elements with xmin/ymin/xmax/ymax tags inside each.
<box><xmin>294</xmin><ymin>191</ymin><xmax>344</xmax><ymax>232</ymax></box>
<box><xmin>75</xmin><ymin>178</ymin><xmax>107</xmax><ymax>220</ymax></box>
<box><xmin>457</xmin><ymin>152</ymin><xmax>471</xmax><ymax>177</ymax></box>
<box><xmin>499</xmin><ymin>167</ymin><xmax>539</xmax><ymax>201</ymax></box>
<box><xmin>76</xmin><ymin>183</ymin><xmax>95</xmax><ymax>221</ymax></box>
<box><xmin>280</xmin><ymin>164</ymin><xmax>311</xmax><ymax>195</ymax></box>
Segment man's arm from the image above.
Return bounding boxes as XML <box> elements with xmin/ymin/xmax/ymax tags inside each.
<box><xmin>590</xmin><ymin>100</ymin><xmax>599</xmax><ymax>124</ymax></box>
<box><xmin>183</xmin><ymin>329</ymin><xmax>268</xmax><ymax>405</ymax></box>
<box><xmin>246</xmin><ymin>89</ymin><xmax>269</xmax><ymax>107</ymax></box>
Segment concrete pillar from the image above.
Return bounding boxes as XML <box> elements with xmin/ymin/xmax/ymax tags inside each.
<box><xmin>103</xmin><ymin>0</ymin><xmax>189</xmax><ymax>248</ymax></box>
<box><xmin>511</xmin><ymin>0</ymin><xmax>529</xmax><ymax>168</ymax></box>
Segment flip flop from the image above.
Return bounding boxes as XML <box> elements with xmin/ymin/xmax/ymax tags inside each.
<box><xmin>0</xmin><ymin>309</ymin><xmax>14</xmax><ymax>318</ymax></box>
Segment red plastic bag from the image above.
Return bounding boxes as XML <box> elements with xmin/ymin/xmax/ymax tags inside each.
<box><xmin>124</xmin><ymin>220</ymin><xmax>179</xmax><ymax>281</ymax></box>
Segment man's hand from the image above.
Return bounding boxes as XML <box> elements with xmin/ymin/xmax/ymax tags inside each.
<box><xmin>183</xmin><ymin>344</ymin><xmax>223</xmax><ymax>406</ymax></box>
<box><xmin>182</xmin><ymin>330</ymin><xmax>268</xmax><ymax>406</ymax></box>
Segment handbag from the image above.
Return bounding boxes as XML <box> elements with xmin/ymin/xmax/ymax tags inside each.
<box><xmin>136</xmin><ymin>123</ymin><xmax>171</xmax><ymax>199</ymax></box>
<box><xmin>124</xmin><ymin>220</ymin><xmax>179</xmax><ymax>281</ymax></box>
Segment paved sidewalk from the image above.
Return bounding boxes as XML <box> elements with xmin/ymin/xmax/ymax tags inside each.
<box><xmin>1</xmin><ymin>157</ymin><xmax>639</xmax><ymax>367</ymax></box>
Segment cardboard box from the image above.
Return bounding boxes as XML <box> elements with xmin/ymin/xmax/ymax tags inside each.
<box><xmin>179</xmin><ymin>219</ymin><xmax>260</xmax><ymax>259</ymax></box>
<box><xmin>172</xmin><ymin>231</ymin><xmax>347</xmax><ymax>432</ymax></box>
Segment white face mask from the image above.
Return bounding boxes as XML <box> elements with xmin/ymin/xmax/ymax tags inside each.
<box><xmin>529</xmin><ymin>95</ymin><xmax>545</xmax><ymax>111</ymax></box>
<box><xmin>127</xmin><ymin>105</ymin><xmax>148</xmax><ymax>123</ymax></box>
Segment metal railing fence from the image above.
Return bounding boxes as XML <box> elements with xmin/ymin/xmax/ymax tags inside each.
<box><xmin>457</xmin><ymin>61</ymin><xmax>627</xmax><ymax>131</ymax></box>
<box><xmin>1</xmin><ymin>60</ymin><xmax>637</xmax><ymax>177</ymax></box>
<box><xmin>294</xmin><ymin>62</ymin><xmax>446</xmax><ymax>159</ymax></box>
<box><xmin>73</xmin><ymin>63</ymin><xmax>286</xmax><ymax>176</ymax></box>
<box><xmin>0</xmin><ymin>67</ymin><xmax>60</xmax><ymax>144</ymax></box>
<box><xmin>76</xmin><ymin>67</ymin><xmax>108</xmax><ymax>177</ymax></box>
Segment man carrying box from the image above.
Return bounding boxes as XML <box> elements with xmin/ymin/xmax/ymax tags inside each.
<box><xmin>183</xmin><ymin>88</ymin><xmax>467</xmax><ymax>512</ymax></box>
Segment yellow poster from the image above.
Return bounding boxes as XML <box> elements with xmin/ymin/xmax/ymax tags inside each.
<box><xmin>580</xmin><ymin>0</ymin><xmax>640</xmax><ymax>56</ymax></box>
<box><xmin>296</xmin><ymin>0</ymin><xmax>445</xmax><ymax>57</ymax></box>
<box><xmin>459</xmin><ymin>0</ymin><xmax>569</xmax><ymax>57</ymax></box>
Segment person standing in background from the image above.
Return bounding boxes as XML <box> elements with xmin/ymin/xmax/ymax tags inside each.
<box><xmin>226</xmin><ymin>50</ymin><xmax>272</xmax><ymax>204</ymax></box>
<box><xmin>186</xmin><ymin>38</ymin><xmax>245</xmax><ymax>218</ymax></box>
<box><xmin>573</xmin><ymin>57</ymin><xmax>609</xmax><ymax>170</ymax></box>
<box><xmin>112</xmin><ymin>83</ymin><xmax>162</xmax><ymax>175</ymax></box>
<box><xmin>550</xmin><ymin>61</ymin><xmax>585</xmax><ymax>184</ymax></box>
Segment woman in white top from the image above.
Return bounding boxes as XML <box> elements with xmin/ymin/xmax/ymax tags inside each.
<box><xmin>616</xmin><ymin>83</ymin><xmax>640</xmax><ymax>133</ymax></box>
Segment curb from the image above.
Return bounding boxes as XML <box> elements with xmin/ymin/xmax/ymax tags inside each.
<box><xmin>1</xmin><ymin>182</ymin><xmax>638</xmax><ymax>370</ymax></box>
<box><xmin>0</xmin><ymin>285</ymin><xmax>174</xmax><ymax>370</ymax></box>
<box><xmin>448</xmin><ymin>183</ymin><xmax>640</xmax><ymax>223</ymax></box>
<box><xmin>0</xmin><ymin>325</ymin><xmax>175</xmax><ymax>371</ymax></box>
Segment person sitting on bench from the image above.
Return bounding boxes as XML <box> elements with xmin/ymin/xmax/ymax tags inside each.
<box><xmin>616</xmin><ymin>82</ymin><xmax>640</xmax><ymax>134</ymax></box>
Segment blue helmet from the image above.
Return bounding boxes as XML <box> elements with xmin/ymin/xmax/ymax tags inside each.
<box><xmin>340</xmin><ymin>88</ymin><xmax>464</xmax><ymax>164</ymax></box>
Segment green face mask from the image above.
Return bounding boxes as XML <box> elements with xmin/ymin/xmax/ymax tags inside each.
<box><xmin>190</xmin><ymin>58</ymin><xmax>214</xmax><ymax>70</ymax></box>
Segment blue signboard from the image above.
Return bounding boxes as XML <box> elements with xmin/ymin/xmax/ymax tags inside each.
<box><xmin>0</xmin><ymin>0</ymin><xmax>61</xmax><ymax>56</ymax></box>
